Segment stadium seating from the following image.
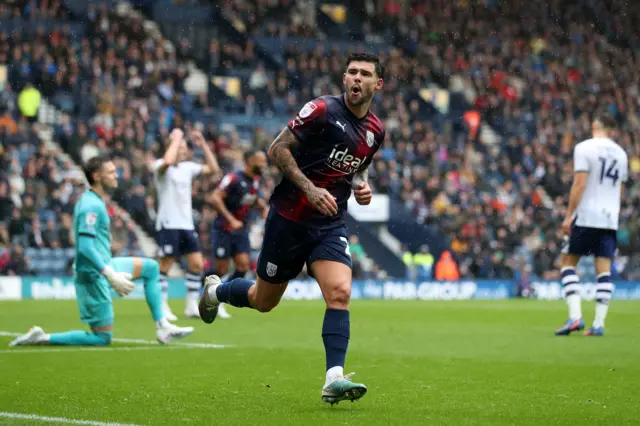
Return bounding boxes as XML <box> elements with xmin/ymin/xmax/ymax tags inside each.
<box><xmin>1</xmin><ymin>0</ymin><xmax>638</xmax><ymax>281</ymax></box>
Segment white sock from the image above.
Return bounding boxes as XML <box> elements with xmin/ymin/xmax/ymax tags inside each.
<box><xmin>325</xmin><ymin>366</ymin><xmax>344</xmax><ymax>386</ymax></box>
<box><xmin>593</xmin><ymin>303</ymin><xmax>609</xmax><ymax>328</ymax></box>
<box><xmin>207</xmin><ymin>285</ymin><xmax>220</xmax><ymax>304</ymax></box>
<box><xmin>185</xmin><ymin>271</ymin><xmax>202</xmax><ymax>309</ymax></box>
<box><xmin>561</xmin><ymin>267</ymin><xmax>582</xmax><ymax>321</ymax></box>
<box><xmin>155</xmin><ymin>318</ymin><xmax>171</xmax><ymax>329</ymax></box>
<box><xmin>160</xmin><ymin>273</ymin><xmax>169</xmax><ymax>302</ymax></box>
<box><xmin>567</xmin><ymin>294</ymin><xmax>582</xmax><ymax>321</ymax></box>
<box><xmin>593</xmin><ymin>273</ymin><xmax>614</xmax><ymax>328</ymax></box>
<box><xmin>186</xmin><ymin>292</ymin><xmax>199</xmax><ymax>307</ymax></box>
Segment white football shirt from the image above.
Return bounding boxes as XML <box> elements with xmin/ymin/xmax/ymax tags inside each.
<box><xmin>153</xmin><ymin>159</ymin><xmax>203</xmax><ymax>230</ymax></box>
<box><xmin>573</xmin><ymin>137</ymin><xmax>628</xmax><ymax>230</ymax></box>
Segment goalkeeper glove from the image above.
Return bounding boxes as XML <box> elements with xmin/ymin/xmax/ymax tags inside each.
<box><xmin>102</xmin><ymin>265</ymin><xmax>135</xmax><ymax>297</ymax></box>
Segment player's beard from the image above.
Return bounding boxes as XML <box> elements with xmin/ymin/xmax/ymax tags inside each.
<box><xmin>104</xmin><ymin>180</ymin><xmax>118</xmax><ymax>192</ymax></box>
<box><xmin>346</xmin><ymin>84</ymin><xmax>371</xmax><ymax>107</ymax></box>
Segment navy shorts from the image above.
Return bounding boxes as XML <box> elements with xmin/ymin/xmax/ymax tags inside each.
<box><xmin>156</xmin><ymin>228</ymin><xmax>201</xmax><ymax>257</ymax></box>
<box><xmin>256</xmin><ymin>211</ymin><xmax>352</xmax><ymax>284</ymax></box>
<box><xmin>212</xmin><ymin>227</ymin><xmax>251</xmax><ymax>259</ymax></box>
<box><xmin>565</xmin><ymin>225</ymin><xmax>617</xmax><ymax>259</ymax></box>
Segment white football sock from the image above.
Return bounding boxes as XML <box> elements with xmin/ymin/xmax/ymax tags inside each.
<box><xmin>186</xmin><ymin>291</ymin><xmax>199</xmax><ymax>307</ymax></box>
<box><xmin>593</xmin><ymin>303</ymin><xmax>609</xmax><ymax>328</ymax></box>
<box><xmin>207</xmin><ymin>285</ymin><xmax>220</xmax><ymax>304</ymax></box>
<box><xmin>155</xmin><ymin>318</ymin><xmax>171</xmax><ymax>329</ymax></box>
<box><xmin>160</xmin><ymin>273</ymin><xmax>169</xmax><ymax>302</ymax></box>
<box><xmin>325</xmin><ymin>366</ymin><xmax>344</xmax><ymax>386</ymax></box>
<box><xmin>561</xmin><ymin>267</ymin><xmax>582</xmax><ymax>321</ymax></box>
<box><xmin>567</xmin><ymin>294</ymin><xmax>582</xmax><ymax>322</ymax></box>
<box><xmin>593</xmin><ymin>273</ymin><xmax>614</xmax><ymax>328</ymax></box>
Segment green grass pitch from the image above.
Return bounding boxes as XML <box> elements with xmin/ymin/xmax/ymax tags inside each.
<box><xmin>1</xmin><ymin>299</ymin><xmax>639</xmax><ymax>425</ymax></box>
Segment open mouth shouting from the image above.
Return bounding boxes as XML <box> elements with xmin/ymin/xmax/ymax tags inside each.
<box><xmin>349</xmin><ymin>85</ymin><xmax>362</xmax><ymax>101</ymax></box>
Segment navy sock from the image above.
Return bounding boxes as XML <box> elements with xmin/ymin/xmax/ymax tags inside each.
<box><xmin>215</xmin><ymin>278</ymin><xmax>253</xmax><ymax>308</ymax></box>
<box><xmin>322</xmin><ymin>309</ymin><xmax>350</xmax><ymax>371</ymax></box>
<box><xmin>230</xmin><ymin>269</ymin><xmax>247</xmax><ymax>280</ymax></box>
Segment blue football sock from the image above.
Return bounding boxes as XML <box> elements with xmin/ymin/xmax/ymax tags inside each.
<box><xmin>322</xmin><ymin>309</ymin><xmax>350</xmax><ymax>371</ymax></box>
<box><xmin>142</xmin><ymin>258</ymin><xmax>164</xmax><ymax>322</ymax></box>
<box><xmin>215</xmin><ymin>278</ymin><xmax>253</xmax><ymax>308</ymax></box>
<box><xmin>49</xmin><ymin>330</ymin><xmax>112</xmax><ymax>346</ymax></box>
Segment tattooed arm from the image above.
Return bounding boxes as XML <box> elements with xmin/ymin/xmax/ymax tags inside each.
<box><xmin>267</xmin><ymin>127</ymin><xmax>338</xmax><ymax>216</ymax></box>
<box><xmin>267</xmin><ymin>128</ymin><xmax>315</xmax><ymax>193</ymax></box>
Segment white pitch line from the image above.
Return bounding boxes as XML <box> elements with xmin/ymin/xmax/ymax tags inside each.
<box><xmin>113</xmin><ymin>337</ymin><xmax>229</xmax><ymax>348</ymax></box>
<box><xmin>0</xmin><ymin>331</ymin><xmax>230</xmax><ymax>349</ymax></box>
<box><xmin>0</xmin><ymin>412</ymin><xmax>140</xmax><ymax>426</ymax></box>
<box><xmin>0</xmin><ymin>345</ymin><xmax>193</xmax><ymax>354</ymax></box>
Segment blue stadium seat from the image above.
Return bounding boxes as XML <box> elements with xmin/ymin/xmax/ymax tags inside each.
<box><xmin>52</xmin><ymin>258</ymin><xmax>67</xmax><ymax>274</ymax></box>
<box><xmin>25</xmin><ymin>248</ymin><xmax>37</xmax><ymax>260</ymax></box>
<box><xmin>37</xmin><ymin>259</ymin><xmax>53</xmax><ymax>273</ymax></box>
<box><xmin>40</xmin><ymin>248</ymin><xmax>53</xmax><ymax>259</ymax></box>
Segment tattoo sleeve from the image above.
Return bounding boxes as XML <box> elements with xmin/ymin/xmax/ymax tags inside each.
<box><xmin>357</xmin><ymin>168</ymin><xmax>369</xmax><ymax>181</ymax></box>
<box><xmin>267</xmin><ymin>128</ymin><xmax>315</xmax><ymax>194</ymax></box>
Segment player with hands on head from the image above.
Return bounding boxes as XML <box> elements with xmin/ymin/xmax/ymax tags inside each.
<box><xmin>152</xmin><ymin>127</ymin><xmax>221</xmax><ymax>319</ymax></box>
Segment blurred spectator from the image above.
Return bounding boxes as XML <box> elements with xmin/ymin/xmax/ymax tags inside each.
<box><xmin>17</xmin><ymin>82</ymin><xmax>40</xmax><ymax>123</ymax></box>
<box><xmin>413</xmin><ymin>245</ymin><xmax>434</xmax><ymax>280</ymax></box>
<box><xmin>2</xmin><ymin>0</ymin><xmax>638</xmax><ymax>283</ymax></box>
<box><xmin>434</xmin><ymin>251</ymin><xmax>460</xmax><ymax>281</ymax></box>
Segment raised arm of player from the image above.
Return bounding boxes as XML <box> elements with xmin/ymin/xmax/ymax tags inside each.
<box><xmin>155</xmin><ymin>128</ymin><xmax>184</xmax><ymax>176</ymax></box>
<box><xmin>191</xmin><ymin>130</ymin><xmax>221</xmax><ymax>179</ymax></box>
<box><xmin>211</xmin><ymin>175</ymin><xmax>243</xmax><ymax>231</ymax></box>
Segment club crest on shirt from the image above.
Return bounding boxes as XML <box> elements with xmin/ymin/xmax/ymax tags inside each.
<box><xmin>299</xmin><ymin>101</ymin><xmax>318</xmax><ymax>119</ymax></box>
<box><xmin>266</xmin><ymin>262</ymin><xmax>278</xmax><ymax>277</ymax></box>
<box><xmin>85</xmin><ymin>213</ymin><xmax>97</xmax><ymax>226</ymax></box>
<box><xmin>366</xmin><ymin>130</ymin><xmax>375</xmax><ymax>147</ymax></box>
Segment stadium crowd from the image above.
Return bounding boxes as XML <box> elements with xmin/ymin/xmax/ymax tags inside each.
<box><xmin>1</xmin><ymin>0</ymin><xmax>638</xmax><ymax>281</ymax></box>
<box><xmin>360</xmin><ymin>0</ymin><xmax>640</xmax><ymax>280</ymax></box>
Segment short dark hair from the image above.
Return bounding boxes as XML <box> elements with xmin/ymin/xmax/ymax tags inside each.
<box><xmin>84</xmin><ymin>154</ymin><xmax>112</xmax><ymax>185</ymax></box>
<box><xmin>345</xmin><ymin>52</ymin><xmax>384</xmax><ymax>79</ymax></box>
<box><xmin>594</xmin><ymin>113</ymin><xmax>617</xmax><ymax>131</ymax></box>
<box><xmin>244</xmin><ymin>148</ymin><xmax>262</xmax><ymax>163</ymax></box>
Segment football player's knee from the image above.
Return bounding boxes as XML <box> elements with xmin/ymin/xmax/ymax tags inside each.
<box><xmin>234</xmin><ymin>255</ymin><xmax>251</xmax><ymax>272</ymax></box>
<box><xmin>325</xmin><ymin>284</ymin><xmax>351</xmax><ymax>308</ymax></box>
<box><xmin>254</xmin><ymin>297</ymin><xmax>279</xmax><ymax>313</ymax></box>
<box><xmin>158</xmin><ymin>257</ymin><xmax>173</xmax><ymax>274</ymax></box>
<box><xmin>188</xmin><ymin>257</ymin><xmax>203</xmax><ymax>273</ymax></box>
<box><xmin>94</xmin><ymin>331</ymin><xmax>113</xmax><ymax>345</ymax></box>
<box><xmin>143</xmin><ymin>258</ymin><xmax>160</xmax><ymax>278</ymax></box>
